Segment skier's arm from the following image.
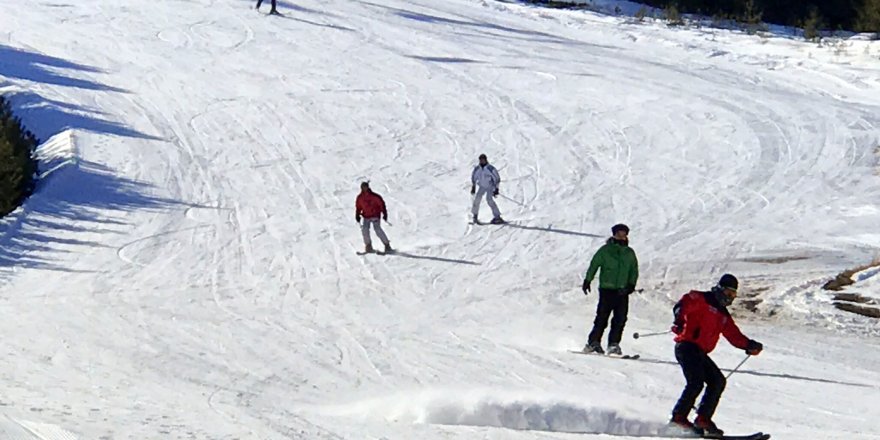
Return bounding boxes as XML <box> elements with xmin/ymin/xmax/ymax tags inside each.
<box><xmin>721</xmin><ymin>317</ymin><xmax>751</xmax><ymax>350</ymax></box>
<box><xmin>584</xmin><ymin>247</ymin><xmax>605</xmax><ymax>284</ymax></box>
<box><xmin>377</xmin><ymin>194</ymin><xmax>388</xmax><ymax>220</ymax></box>
<box><xmin>471</xmin><ymin>167</ymin><xmax>478</xmax><ymax>194</ymax></box>
<box><xmin>355</xmin><ymin>198</ymin><xmax>363</xmax><ymax>223</ymax></box>
<box><xmin>671</xmin><ymin>296</ymin><xmax>689</xmax><ymax>334</ymax></box>
<box><xmin>626</xmin><ymin>252</ymin><xmax>639</xmax><ymax>293</ymax></box>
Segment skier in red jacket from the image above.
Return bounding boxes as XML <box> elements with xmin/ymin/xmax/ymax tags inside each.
<box><xmin>355</xmin><ymin>182</ymin><xmax>392</xmax><ymax>254</ymax></box>
<box><xmin>669</xmin><ymin>274</ymin><xmax>763</xmax><ymax>438</ymax></box>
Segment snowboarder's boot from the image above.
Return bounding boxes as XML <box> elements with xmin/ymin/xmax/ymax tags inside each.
<box><xmin>694</xmin><ymin>415</ymin><xmax>723</xmax><ymax>439</ymax></box>
<box><xmin>583</xmin><ymin>341</ymin><xmax>604</xmax><ymax>354</ymax></box>
<box><xmin>607</xmin><ymin>343</ymin><xmax>623</xmax><ymax>356</ymax></box>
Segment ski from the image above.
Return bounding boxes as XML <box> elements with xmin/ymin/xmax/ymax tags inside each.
<box><xmin>568</xmin><ymin>350</ymin><xmax>640</xmax><ymax>360</ymax></box>
<box><xmin>655</xmin><ymin>429</ymin><xmax>769</xmax><ymax>440</ymax></box>
<box><xmin>608</xmin><ymin>353</ymin><xmax>641</xmax><ymax>360</ymax></box>
<box><xmin>719</xmin><ymin>434</ymin><xmax>770</xmax><ymax>440</ymax></box>
<box><xmin>356</xmin><ymin>251</ymin><xmax>385</xmax><ymax>256</ymax></box>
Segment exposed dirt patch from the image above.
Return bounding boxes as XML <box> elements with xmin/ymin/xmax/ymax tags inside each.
<box><xmin>834</xmin><ymin>302</ymin><xmax>880</xmax><ymax>319</ymax></box>
<box><xmin>833</xmin><ymin>293</ymin><xmax>876</xmax><ymax>304</ymax></box>
<box><xmin>732</xmin><ymin>286</ymin><xmax>769</xmax><ymax>314</ymax></box>
<box><xmin>822</xmin><ymin>259</ymin><xmax>880</xmax><ymax>291</ymax></box>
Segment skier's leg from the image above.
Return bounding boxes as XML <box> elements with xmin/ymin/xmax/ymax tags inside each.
<box><xmin>672</xmin><ymin>342</ymin><xmax>706</xmax><ymax>418</ymax></box>
<box><xmin>373</xmin><ymin>220</ymin><xmax>390</xmax><ymax>246</ymax></box>
<box><xmin>270</xmin><ymin>0</ymin><xmax>279</xmax><ymax>13</ymax></box>
<box><xmin>256</xmin><ymin>0</ymin><xmax>263</xmax><ymax>9</ymax></box>
<box><xmin>587</xmin><ymin>289</ymin><xmax>614</xmax><ymax>345</ymax></box>
<box><xmin>696</xmin><ymin>355</ymin><xmax>726</xmax><ymax>420</ymax></box>
<box><xmin>608</xmin><ymin>292</ymin><xmax>629</xmax><ymax>345</ymax></box>
<box><xmin>472</xmin><ymin>187</ymin><xmax>486</xmax><ymax>218</ymax></box>
<box><xmin>486</xmin><ymin>189</ymin><xmax>501</xmax><ymax>219</ymax></box>
<box><xmin>361</xmin><ymin>219</ymin><xmax>373</xmax><ymax>250</ymax></box>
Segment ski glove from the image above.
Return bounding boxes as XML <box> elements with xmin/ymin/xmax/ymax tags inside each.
<box><xmin>470</xmin><ymin>185</ymin><xmax>476</xmax><ymax>195</ymax></box>
<box><xmin>383</xmin><ymin>213</ymin><xmax>388</xmax><ymax>221</ymax></box>
<box><xmin>356</xmin><ymin>214</ymin><xmax>362</xmax><ymax>223</ymax></box>
<box><xmin>493</xmin><ymin>188</ymin><xmax>499</xmax><ymax>197</ymax></box>
<box><xmin>671</xmin><ymin>324</ymin><xmax>683</xmax><ymax>335</ymax></box>
<box><xmin>623</xmin><ymin>285</ymin><xmax>636</xmax><ymax>295</ymax></box>
<box><xmin>746</xmin><ymin>340</ymin><xmax>763</xmax><ymax>356</ymax></box>
<box><xmin>581</xmin><ymin>279</ymin><xmax>590</xmax><ymax>295</ymax></box>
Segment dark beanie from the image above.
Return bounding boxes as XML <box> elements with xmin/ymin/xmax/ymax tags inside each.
<box><xmin>718</xmin><ymin>274</ymin><xmax>738</xmax><ymax>291</ymax></box>
<box><xmin>611</xmin><ymin>223</ymin><xmax>630</xmax><ymax>234</ymax></box>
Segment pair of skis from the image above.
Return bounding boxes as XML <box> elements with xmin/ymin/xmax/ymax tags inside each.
<box><xmin>568</xmin><ymin>349</ymin><xmax>640</xmax><ymax>360</ymax></box>
<box><xmin>356</xmin><ymin>249</ymin><xmax>394</xmax><ymax>256</ymax></box>
<box><xmin>569</xmin><ymin>349</ymin><xmax>770</xmax><ymax>440</ymax></box>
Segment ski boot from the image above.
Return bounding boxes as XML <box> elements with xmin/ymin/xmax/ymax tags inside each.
<box><xmin>607</xmin><ymin>343</ymin><xmax>623</xmax><ymax>356</ymax></box>
<box><xmin>582</xmin><ymin>341</ymin><xmax>604</xmax><ymax>355</ymax></box>
<box><xmin>384</xmin><ymin>242</ymin><xmax>393</xmax><ymax>253</ymax></box>
<box><xmin>695</xmin><ymin>415</ymin><xmax>724</xmax><ymax>439</ymax></box>
<box><xmin>365</xmin><ymin>244</ymin><xmax>374</xmax><ymax>254</ymax></box>
<box><xmin>490</xmin><ymin>216</ymin><xmax>505</xmax><ymax>224</ymax></box>
<box><xmin>668</xmin><ymin>413</ymin><xmax>695</xmax><ymax>431</ymax></box>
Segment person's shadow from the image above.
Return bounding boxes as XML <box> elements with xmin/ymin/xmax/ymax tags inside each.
<box><xmin>505</xmin><ymin>222</ymin><xmax>602</xmax><ymax>238</ymax></box>
<box><xmin>388</xmin><ymin>251</ymin><xmax>479</xmax><ymax>266</ymax></box>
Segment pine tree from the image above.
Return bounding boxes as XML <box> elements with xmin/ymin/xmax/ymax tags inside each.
<box><xmin>0</xmin><ymin>96</ymin><xmax>38</xmax><ymax>216</ymax></box>
<box><xmin>856</xmin><ymin>0</ymin><xmax>880</xmax><ymax>37</ymax></box>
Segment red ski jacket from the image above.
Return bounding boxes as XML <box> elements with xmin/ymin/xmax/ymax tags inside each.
<box><xmin>673</xmin><ymin>290</ymin><xmax>750</xmax><ymax>354</ymax></box>
<box><xmin>356</xmin><ymin>191</ymin><xmax>387</xmax><ymax>219</ymax></box>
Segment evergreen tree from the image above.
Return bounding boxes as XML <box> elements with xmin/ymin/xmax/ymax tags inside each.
<box><xmin>0</xmin><ymin>96</ymin><xmax>39</xmax><ymax>216</ymax></box>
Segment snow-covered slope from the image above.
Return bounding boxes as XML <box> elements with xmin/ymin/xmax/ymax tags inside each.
<box><xmin>1</xmin><ymin>0</ymin><xmax>879</xmax><ymax>439</ymax></box>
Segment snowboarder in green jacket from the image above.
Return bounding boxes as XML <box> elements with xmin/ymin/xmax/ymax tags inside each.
<box><xmin>581</xmin><ymin>223</ymin><xmax>639</xmax><ymax>355</ymax></box>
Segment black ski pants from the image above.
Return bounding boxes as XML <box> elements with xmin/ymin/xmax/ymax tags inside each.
<box><xmin>256</xmin><ymin>0</ymin><xmax>277</xmax><ymax>11</ymax></box>
<box><xmin>672</xmin><ymin>341</ymin><xmax>726</xmax><ymax>420</ymax></box>
<box><xmin>587</xmin><ymin>288</ymin><xmax>629</xmax><ymax>345</ymax></box>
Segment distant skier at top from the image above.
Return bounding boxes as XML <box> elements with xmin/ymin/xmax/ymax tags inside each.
<box><xmin>255</xmin><ymin>0</ymin><xmax>279</xmax><ymax>15</ymax></box>
<box><xmin>470</xmin><ymin>153</ymin><xmax>504</xmax><ymax>224</ymax></box>
<box><xmin>668</xmin><ymin>274</ymin><xmax>764</xmax><ymax>438</ymax></box>
<box><xmin>355</xmin><ymin>181</ymin><xmax>392</xmax><ymax>254</ymax></box>
<box><xmin>581</xmin><ymin>223</ymin><xmax>638</xmax><ymax>355</ymax></box>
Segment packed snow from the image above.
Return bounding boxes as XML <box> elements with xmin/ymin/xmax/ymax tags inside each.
<box><xmin>1</xmin><ymin>0</ymin><xmax>879</xmax><ymax>439</ymax></box>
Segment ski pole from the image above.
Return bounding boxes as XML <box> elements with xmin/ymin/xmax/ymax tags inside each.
<box><xmin>632</xmin><ymin>330</ymin><xmax>671</xmax><ymax>339</ymax></box>
<box><xmin>498</xmin><ymin>193</ymin><xmax>526</xmax><ymax>207</ymax></box>
<box><xmin>725</xmin><ymin>354</ymin><xmax>750</xmax><ymax>379</ymax></box>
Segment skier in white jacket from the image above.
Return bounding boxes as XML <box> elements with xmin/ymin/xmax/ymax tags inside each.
<box><xmin>470</xmin><ymin>154</ymin><xmax>504</xmax><ymax>224</ymax></box>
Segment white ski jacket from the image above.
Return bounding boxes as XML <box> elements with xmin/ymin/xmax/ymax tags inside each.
<box><xmin>471</xmin><ymin>164</ymin><xmax>501</xmax><ymax>190</ymax></box>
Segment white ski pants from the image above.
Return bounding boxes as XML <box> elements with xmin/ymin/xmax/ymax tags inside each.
<box><xmin>472</xmin><ymin>186</ymin><xmax>501</xmax><ymax>219</ymax></box>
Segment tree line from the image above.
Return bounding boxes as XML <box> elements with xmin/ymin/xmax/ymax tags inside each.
<box><xmin>634</xmin><ymin>0</ymin><xmax>880</xmax><ymax>34</ymax></box>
